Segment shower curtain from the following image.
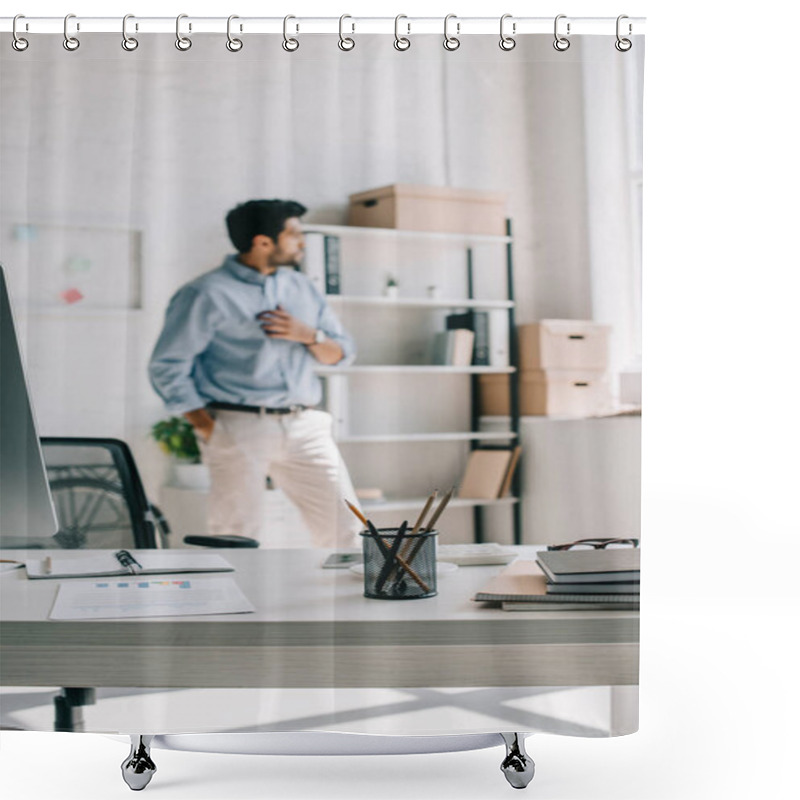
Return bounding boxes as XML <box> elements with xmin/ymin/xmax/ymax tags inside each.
<box><xmin>0</xmin><ymin>24</ymin><xmax>643</xmax><ymax>745</ymax></box>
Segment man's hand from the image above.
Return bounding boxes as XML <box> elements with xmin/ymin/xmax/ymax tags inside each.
<box><xmin>257</xmin><ymin>305</ymin><xmax>315</xmax><ymax>344</ymax></box>
<box><xmin>184</xmin><ymin>408</ymin><xmax>215</xmax><ymax>442</ymax></box>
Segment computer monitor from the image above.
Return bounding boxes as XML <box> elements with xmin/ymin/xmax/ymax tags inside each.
<box><xmin>0</xmin><ymin>264</ymin><xmax>59</xmax><ymax>544</ymax></box>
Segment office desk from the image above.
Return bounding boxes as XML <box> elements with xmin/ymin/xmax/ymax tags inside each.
<box><xmin>0</xmin><ymin>547</ymin><xmax>638</xmax><ymax>691</ymax></box>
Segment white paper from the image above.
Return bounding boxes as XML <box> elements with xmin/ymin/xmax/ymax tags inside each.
<box><xmin>49</xmin><ymin>575</ymin><xmax>255</xmax><ymax>620</ymax></box>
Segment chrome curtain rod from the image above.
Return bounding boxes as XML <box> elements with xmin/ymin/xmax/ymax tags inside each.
<box><xmin>1</xmin><ymin>16</ymin><xmax>646</xmax><ymax>36</ymax></box>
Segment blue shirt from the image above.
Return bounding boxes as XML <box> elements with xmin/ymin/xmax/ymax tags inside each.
<box><xmin>148</xmin><ymin>255</ymin><xmax>355</xmax><ymax>413</ymax></box>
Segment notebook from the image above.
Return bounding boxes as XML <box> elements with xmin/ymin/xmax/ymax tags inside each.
<box><xmin>25</xmin><ymin>550</ymin><xmax>234</xmax><ymax>580</ymax></box>
<box><xmin>536</xmin><ymin>548</ymin><xmax>641</xmax><ymax>583</ymax></box>
<box><xmin>473</xmin><ymin>559</ymin><xmax>639</xmax><ymax>604</ymax></box>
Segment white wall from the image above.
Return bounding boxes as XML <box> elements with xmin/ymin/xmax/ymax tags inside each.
<box><xmin>0</xmin><ymin>33</ymin><xmax>639</xmax><ymax>497</ymax></box>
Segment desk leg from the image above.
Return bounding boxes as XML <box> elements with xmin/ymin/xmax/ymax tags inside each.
<box><xmin>500</xmin><ymin>733</ymin><xmax>535</xmax><ymax>789</ymax></box>
<box><xmin>53</xmin><ymin>688</ymin><xmax>95</xmax><ymax>732</ymax></box>
<box><xmin>121</xmin><ymin>735</ymin><xmax>157</xmax><ymax>791</ymax></box>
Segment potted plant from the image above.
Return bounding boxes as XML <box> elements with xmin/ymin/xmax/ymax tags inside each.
<box><xmin>384</xmin><ymin>275</ymin><xmax>399</xmax><ymax>299</ymax></box>
<box><xmin>150</xmin><ymin>416</ymin><xmax>210</xmax><ymax>490</ymax></box>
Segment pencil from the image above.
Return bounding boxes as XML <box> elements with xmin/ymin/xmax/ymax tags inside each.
<box><xmin>375</xmin><ymin>520</ymin><xmax>408</xmax><ymax>594</ymax></box>
<box><xmin>397</xmin><ymin>490</ymin><xmax>438</xmax><ymax>565</ymax></box>
<box><xmin>405</xmin><ymin>487</ymin><xmax>456</xmax><ymax>567</ymax></box>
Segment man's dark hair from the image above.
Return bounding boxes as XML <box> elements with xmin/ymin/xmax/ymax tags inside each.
<box><xmin>225</xmin><ymin>199</ymin><xmax>308</xmax><ymax>253</ymax></box>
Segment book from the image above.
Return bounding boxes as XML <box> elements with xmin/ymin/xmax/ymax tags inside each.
<box><xmin>432</xmin><ymin>328</ymin><xmax>475</xmax><ymax>367</ymax></box>
<box><xmin>488</xmin><ymin>309</ymin><xmax>509</xmax><ymax>367</ymax></box>
<box><xmin>547</xmin><ymin>581</ymin><xmax>640</xmax><ymax>594</ymax></box>
<box><xmin>301</xmin><ymin>232</ymin><xmax>341</xmax><ymax>295</ymax></box>
<box><xmin>473</xmin><ymin>559</ymin><xmax>639</xmax><ymax>604</ymax></box>
<box><xmin>458</xmin><ymin>448</ymin><xmax>515</xmax><ymax>500</ymax></box>
<box><xmin>497</xmin><ymin>445</ymin><xmax>522</xmax><ymax>497</ymax></box>
<box><xmin>536</xmin><ymin>548</ymin><xmax>641</xmax><ymax>584</ymax></box>
<box><xmin>324</xmin><ymin>234</ymin><xmax>341</xmax><ymax>294</ymax></box>
<box><xmin>446</xmin><ymin>310</ymin><xmax>489</xmax><ymax>365</ymax></box>
<box><xmin>502</xmin><ymin>601</ymin><xmax>639</xmax><ymax>612</ymax></box>
<box><xmin>25</xmin><ymin>550</ymin><xmax>235</xmax><ymax>580</ymax></box>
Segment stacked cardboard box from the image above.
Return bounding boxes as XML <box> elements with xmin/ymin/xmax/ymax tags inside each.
<box><xmin>347</xmin><ymin>184</ymin><xmax>508</xmax><ymax>236</ymax></box>
<box><xmin>480</xmin><ymin>320</ymin><xmax>611</xmax><ymax>417</ymax></box>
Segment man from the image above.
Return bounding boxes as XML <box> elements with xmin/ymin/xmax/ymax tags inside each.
<box><xmin>149</xmin><ymin>199</ymin><xmax>362</xmax><ymax>548</ymax></box>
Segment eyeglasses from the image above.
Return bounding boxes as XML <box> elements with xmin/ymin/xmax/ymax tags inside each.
<box><xmin>547</xmin><ymin>537</ymin><xmax>640</xmax><ymax>551</ymax></box>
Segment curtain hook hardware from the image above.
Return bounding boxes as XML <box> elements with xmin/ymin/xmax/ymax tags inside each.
<box><xmin>175</xmin><ymin>14</ymin><xmax>192</xmax><ymax>51</ymax></box>
<box><xmin>615</xmin><ymin>15</ymin><xmax>632</xmax><ymax>52</ymax></box>
<box><xmin>63</xmin><ymin>13</ymin><xmax>80</xmax><ymax>51</ymax></box>
<box><xmin>226</xmin><ymin>15</ymin><xmax>243</xmax><ymax>52</ymax></box>
<box><xmin>282</xmin><ymin>15</ymin><xmax>299</xmax><ymax>52</ymax></box>
<box><xmin>499</xmin><ymin>14</ymin><xmax>516</xmax><ymax>51</ymax></box>
<box><xmin>394</xmin><ymin>15</ymin><xmax>410</xmax><ymax>51</ymax></box>
<box><xmin>553</xmin><ymin>14</ymin><xmax>570</xmax><ymax>51</ymax></box>
<box><xmin>122</xmin><ymin>14</ymin><xmax>139</xmax><ymax>51</ymax></box>
<box><xmin>443</xmin><ymin>14</ymin><xmax>460</xmax><ymax>51</ymax></box>
<box><xmin>338</xmin><ymin>14</ymin><xmax>355</xmax><ymax>51</ymax></box>
<box><xmin>12</xmin><ymin>14</ymin><xmax>29</xmax><ymax>52</ymax></box>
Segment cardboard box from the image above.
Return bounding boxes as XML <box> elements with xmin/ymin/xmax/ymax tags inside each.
<box><xmin>517</xmin><ymin>320</ymin><xmax>610</xmax><ymax>371</ymax></box>
<box><xmin>479</xmin><ymin>370</ymin><xmax>611</xmax><ymax>418</ymax></box>
<box><xmin>347</xmin><ymin>183</ymin><xmax>507</xmax><ymax>236</ymax></box>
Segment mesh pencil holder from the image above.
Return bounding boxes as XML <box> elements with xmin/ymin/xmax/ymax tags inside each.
<box><xmin>360</xmin><ymin>528</ymin><xmax>438</xmax><ymax>600</ymax></box>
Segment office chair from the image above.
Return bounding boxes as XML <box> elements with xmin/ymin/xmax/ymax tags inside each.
<box><xmin>37</xmin><ymin>437</ymin><xmax>257</xmax><ymax>731</ymax></box>
<box><xmin>40</xmin><ymin>437</ymin><xmax>259</xmax><ymax>551</ymax></box>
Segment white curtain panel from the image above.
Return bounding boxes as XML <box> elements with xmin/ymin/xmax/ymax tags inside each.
<box><xmin>1</xmin><ymin>32</ymin><xmax>643</xmax><ymax>740</ymax></box>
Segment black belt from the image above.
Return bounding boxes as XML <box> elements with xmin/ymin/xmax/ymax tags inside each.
<box><xmin>208</xmin><ymin>401</ymin><xmax>308</xmax><ymax>415</ymax></box>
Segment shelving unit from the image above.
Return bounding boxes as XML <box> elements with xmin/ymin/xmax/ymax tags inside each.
<box><xmin>309</xmin><ymin>220</ymin><xmax>521</xmax><ymax>544</ymax></box>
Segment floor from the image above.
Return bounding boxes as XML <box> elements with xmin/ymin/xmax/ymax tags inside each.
<box><xmin>1</xmin><ymin>684</ymin><xmax>618</xmax><ymax>737</ymax></box>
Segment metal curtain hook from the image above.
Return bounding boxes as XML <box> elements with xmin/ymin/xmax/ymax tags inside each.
<box><xmin>553</xmin><ymin>14</ymin><xmax>570</xmax><ymax>51</ymax></box>
<box><xmin>394</xmin><ymin>15</ymin><xmax>410</xmax><ymax>51</ymax></box>
<box><xmin>175</xmin><ymin>14</ymin><xmax>192</xmax><ymax>51</ymax></box>
<box><xmin>283</xmin><ymin>15</ymin><xmax>299</xmax><ymax>52</ymax></box>
<box><xmin>338</xmin><ymin>14</ymin><xmax>355</xmax><ymax>51</ymax></box>
<box><xmin>122</xmin><ymin>14</ymin><xmax>139</xmax><ymax>51</ymax></box>
<box><xmin>12</xmin><ymin>14</ymin><xmax>29</xmax><ymax>52</ymax></box>
<box><xmin>443</xmin><ymin>14</ymin><xmax>460</xmax><ymax>51</ymax></box>
<box><xmin>227</xmin><ymin>15</ymin><xmax>243</xmax><ymax>51</ymax></box>
<box><xmin>615</xmin><ymin>15</ymin><xmax>632</xmax><ymax>52</ymax></box>
<box><xmin>499</xmin><ymin>14</ymin><xmax>516</xmax><ymax>51</ymax></box>
<box><xmin>63</xmin><ymin>13</ymin><xmax>80</xmax><ymax>51</ymax></box>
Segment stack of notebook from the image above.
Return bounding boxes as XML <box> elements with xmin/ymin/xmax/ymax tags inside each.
<box><xmin>473</xmin><ymin>548</ymin><xmax>640</xmax><ymax>611</ymax></box>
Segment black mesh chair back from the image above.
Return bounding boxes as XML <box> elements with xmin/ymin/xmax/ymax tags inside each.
<box><xmin>40</xmin><ymin>437</ymin><xmax>169</xmax><ymax>550</ymax></box>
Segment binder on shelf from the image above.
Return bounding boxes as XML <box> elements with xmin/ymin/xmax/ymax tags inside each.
<box><xmin>432</xmin><ymin>328</ymin><xmax>475</xmax><ymax>367</ymax></box>
<box><xmin>446</xmin><ymin>310</ymin><xmax>489</xmax><ymax>365</ymax></box>
<box><xmin>458</xmin><ymin>446</ymin><xmax>520</xmax><ymax>500</ymax></box>
<box><xmin>302</xmin><ymin>232</ymin><xmax>341</xmax><ymax>295</ymax></box>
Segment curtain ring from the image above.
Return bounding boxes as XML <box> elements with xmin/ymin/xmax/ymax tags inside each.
<box><xmin>553</xmin><ymin>14</ymin><xmax>570</xmax><ymax>51</ymax></box>
<box><xmin>499</xmin><ymin>14</ymin><xmax>516</xmax><ymax>51</ymax></box>
<box><xmin>338</xmin><ymin>15</ymin><xmax>355</xmax><ymax>51</ymax></box>
<box><xmin>63</xmin><ymin>13</ymin><xmax>80</xmax><ymax>51</ymax></box>
<box><xmin>175</xmin><ymin>14</ymin><xmax>192</xmax><ymax>51</ymax></box>
<box><xmin>226</xmin><ymin>15</ymin><xmax>243</xmax><ymax>52</ymax></box>
<box><xmin>122</xmin><ymin>14</ymin><xmax>139</xmax><ymax>51</ymax></box>
<box><xmin>394</xmin><ymin>14</ymin><xmax>410</xmax><ymax>51</ymax></box>
<box><xmin>615</xmin><ymin>15</ymin><xmax>632</xmax><ymax>52</ymax></box>
<box><xmin>12</xmin><ymin>15</ymin><xmax>29</xmax><ymax>52</ymax></box>
<box><xmin>282</xmin><ymin>15</ymin><xmax>299</xmax><ymax>52</ymax></box>
<box><xmin>443</xmin><ymin>14</ymin><xmax>460</xmax><ymax>51</ymax></box>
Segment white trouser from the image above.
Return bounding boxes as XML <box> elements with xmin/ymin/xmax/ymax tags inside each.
<box><xmin>199</xmin><ymin>408</ymin><xmax>362</xmax><ymax>548</ymax></box>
